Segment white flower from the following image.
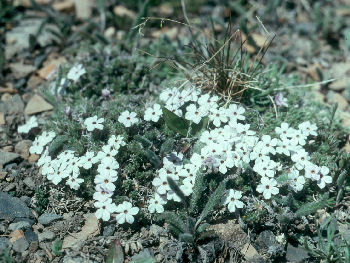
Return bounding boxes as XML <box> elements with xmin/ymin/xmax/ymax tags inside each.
<box><xmin>227</xmin><ymin>104</ymin><xmax>245</xmax><ymax>124</ymax></box>
<box><xmin>166</xmin><ymin>190</ymin><xmax>182</xmax><ymax>202</ymax></box>
<box><xmin>160</xmin><ymin>87</ymin><xmax>177</xmax><ymax>102</ymax></box>
<box><xmin>96</xmin><ymin>145</ymin><xmax>118</xmax><ymax>159</ymax></box>
<box><xmin>179</xmin><ymin>180</ymin><xmax>194</xmax><ymax>196</ymax></box>
<box><xmin>144</xmin><ymin>104</ymin><xmax>162</xmax><ymax>122</ymax></box>
<box><xmin>256</xmin><ymin>177</ymin><xmax>279</xmax><ymax>199</ymax></box>
<box><xmin>291</xmin><ymin>149</ymin><xmax>310</xmax><ymax>170</ymax></box>
<box><xmin>115</xmin><ymin>201</ymin><xmax>139</xmax><ymax>224</ymax></box>
<box><xmin>17</xmin><ymin>116</ymin><xmax>38</xmax><ymax>134</ymax></box>
<box><xmin>298</xmin><ymin>121</ymin><xmax>317</xmax><ymax>137</ymax></box>
<box><xmin>57</xmin><ymin>150</ymin><xmax>75</xmax><ymax>163</ymax></box>
<box><xmin>148</xmin><ymin>193</ymin><xmax>167</xmax><ymax>213</ymax></box>
<box><xmin>185</xmin><ymin>104</ymin><xmax>206</xmax><ymax>124</ymax></box>
<box><xmin>253</xmin><ymin>158</ymin><xmax>276</xmax><ymax>177</ymax></box>
<box><xmin>66</xmin><ymin>174</ymin><xmax>84</xmax><ymax>190</ymax></box>
<box><xmin>84</xmin><ymin>116</ymin><xmax>104</xmax><ymax>132</ymax></box>
<box><xmin>224</xmin><ymin>189</ymin><xmax>244</xmax><ymax>212</ymax></box>
<box><xmin>79</xmin><ymin>151</ymin><xmax>98</xmax><ymax>169</ymax></box>
<box><xmin>218</xmin><ymin>155</ymin><xmax>235</xmax><ymax>174</ymax></box>
<box><xmin>108</xmin><ymin>135</ymin><xmax>126</xmax><ymax>150</ymax></box>
<box><xmin>275</xmin><ymin>123</ymin><xmax>294</xmax><ymax>137</ymax></box>
<box><xmin>276</xmin><ymin>137</ymin><xmax>296</xmax><ymax>156</ymax></box>
<box><xmin>94</xmin><ymin>198</ymin><xmax>117</xmax><ymax>221</ymax></box>
<box><xmin>94</xmin><ymin>173</ymin><xmax>117</xmax><ymax>192</ymax></box>
<box><xmin>39</xmin><ymin>131</ymin><xmax>56</xmax><ymax>145</ymax></box>
<box><xmin>198</xmin><ymin>94</ymin><xmax>219</xmax><ymax>111</ymax></box>
<box><xmin>288</xmin><ymin>170</ymin><xmax>305</xmax><ymax>192</ymax></box>
<box><xmin>209</xmin><ymin>107</ymin><xmax>228</xmax><ymax>127</ymax></box>
<box><xmin>118</xmin><ymin>110</ymin><xmax>139</xmax><ymax>127</ymax></box>
<box><xmin>97</xmin><ymin>158</ymin><xmax>119</xmax><ymax>177</ymax></box>
<box><xmin>317</xmin><ymin>166</ymin><xmax>332</xmax><ymax>189</ymax></box>
<box><xmin>67</xmin><ymin>64</ymin><xmax>86</xmax><ymax>82</ymax></box>
<box><xmin>37</xmin><ymin>153</ymin><xmax>51</xmax><ymax>167</ymax></box>
<box><xmin>29</xmin><ymin>137</ymin><xmax>45</xmax><ymax>155</ymax></box>
<box><xmin>93</xmin><ymin>185</ymin><xmax>113</xmax><ymax>202</ymax></box>
<box><xmin>152</xmin><ymin>174</ymin><xmax>172</xmax><ymax>195</ymax></box>
<box><xmin>304</xmin><ymin>162</ymin><xmax>320</xmax><ymax>180</ymax></box>
<box><xmin>289</xmin><ymin>130</ymin><xmax>307</xmax><ymax>146</ymax></box>
<box><xmin>260</xmin><ymin>135</ymin><xmax>278</xmax><ymax>155</ymax></box>
<box><xmin>236</xmin><ymin>123</ymin><xmax>256</xmax><ymax>136</ymax></box>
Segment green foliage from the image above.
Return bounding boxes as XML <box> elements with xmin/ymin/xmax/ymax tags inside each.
<box><xmin>303</xmin><ymin>215</ymin><xmax>350</xmax><ymax>262</ymax></box>
<box><xmin>0</xmin><ymin>248</ymin><xmax>14</xmax><ymax>263</ymax></box>
<box><xmin>51</xmin><ymin>239</ymin><xmax>63</xmax><ymax>256</ymax></box>
<box><xmin>106</xmin><ymin>240</ymin><xmax>124</xmax><ymax>263</ymax></box>
<box><xmin>295</xmin><ymin>194</ymin><xmax>334</xmax><ymax>218</ymax></box>
<box><xmin>34</xmin><ymin>187</ymin><xmax>49</xmax><ymax>215</ymax></box>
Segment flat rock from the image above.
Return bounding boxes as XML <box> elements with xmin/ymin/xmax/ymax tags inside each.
<box><xmin>9</xmin><ymin>63</ymin><xmax>36</xmax><ymax>79</ymax></box>
<box><xmin>23</xmin><ymin>177</ymin><xmax>36</xmax><ymax>189</ymax></box>
<box><xmin>15</xmin><ymin>140</ymin><xmax>32</xmax><ymax>159</ymax></box>
<box><xmin>0</xmin><ymin>191</ymin><xmax>34</xmax><ymax>221</ymax></box>
<box><xmin>209</xmin><ymin>220</ymin><xmax>248</xmax><ymax>248</ymax></box>
<box><xmin>38</xmin><ymin>230</ymin><xmax>55</xmax><ymax>242</ymax></box>
<box><xmin>38</xmin><ymin>213</ymin><xmax>63</xmax><ymax>226</ymax></box>
<box><xmin>62</xmin><ymin>213</ymin><xmax>100</xmax><ymax>249</ymax></box>
<box><xmin>0</xmin><ymin>151</ymin><xmax>20</xmax><ymax>167</ymax></box>
<box><xmin>286</xmin><ymin>244</ymin><xmax>309</xmax><ymax>262</ymax></box>
<box><xmin>12</xmin><ymin>237</ymin><xmax>29</xmax><ymax>253</ymax></box>
<box><xmin>326</xmin><ymin>91</ymin><xmax>348</xmax><ymax>110</ymax></box>
<box><xmin>24</xmin><ymin>94</ymin><xmax>53</xmax><ymax>115</ymax></box>
<box><xmin>9</xmin><ymin>221</ymin><xmax>31</xmax><ymax>231</ymax></box>
<box><xmin>0</xmin><ymin>94</ymin><xmax>24</xmax><ymax>115</ymax></box>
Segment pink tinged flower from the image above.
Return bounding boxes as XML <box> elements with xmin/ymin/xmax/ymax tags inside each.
<box><xmin>93</xmin><ymin>185</ymin><xmax>113</xmax><ymax>202</ymax></box>
<box><xmin>94</xmin><ymin>173</ymin><xmax>117</xmax><ymax>192</ymax></box>
<box><xmin>101</xmin><ymin>88</ymin><xmax>111</xmax><ymax>98</ymax></box>
<box><xmin>256</xmin><ymin>177</ymin><xmax>279</xmax><ymax>199</ymax></box>
<box><xmin>274</xmin><ymin>92</ymin><xmax>288</xmax><ymax>107</ymax></box>
<box><xmin>94</xmin><ymin>198</ymin><xmax>117</xmax><ymax>221</ymax></box>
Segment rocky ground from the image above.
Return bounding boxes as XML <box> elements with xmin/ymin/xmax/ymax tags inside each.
<box><xmin>1</xmin><ymin>0</ymin><xmax>350</xmax><ymax>262</ymax></box>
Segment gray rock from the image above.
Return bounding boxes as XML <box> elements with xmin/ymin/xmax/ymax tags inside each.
<box><xmin>12</xmin><ymin>238</ymin><xmax>29</xmax><ymax>253</ymax></box>
<box><xmin>286</xmin><ymin>244</ymin><xmax>309</xmax><ymax>262</ymax></box>
<box><xmin>25</xmin><ymin>229</ymin><xmax>38</xmax><ymax>242</ymax></box>
<box><xmin>20</xmin><ymin>196</ymin><xmax>32</xmax><ymax>206</ymax></box>
<box><xmin>9</xmin><ymin>221</ymin><xmax>31</xmax><ymax>231</ymax></box>
<box><xmin>38</xmin><ymin>230</ymin><xmax>55</xmax><ymax>242</ymax></box>
<box><xmin>0</xmin><ymin>151</ymin><xmax>20</xmax><ymax>167</ymax></box>
<box><xmin>0</xmin><ymin>94</ymin><xmax>24</xmax><ymax>115</ymax></box>
<box><xmin>0</xmin><ymin>191</ymin><xmax>34</xmax><ymax>221</ymax></box>
<box><xmin>256</xmin><ymin>230</ymin><xmax>284</xmax><ymax>257</ymax></box>
<box><xmin>0</xmin><ymin>237</ymin><xmax>10</xmax><ymax>250</ymax></box>
<box><xmin>23</xmin><ymin>177</ymin><xmax>36</xmax><ymax>189</ymax></box>
<box><xmin>103</xmin><ymin>224</ymin><xmax>115</xmax><ymax>237</ymax></box>
<box><xmin>38</xmin><ymin>213</ymin><xmax>63</xmax><ymax>226</ymax></box>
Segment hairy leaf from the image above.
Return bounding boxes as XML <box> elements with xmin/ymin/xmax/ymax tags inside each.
<box><xmin>179</xmin><ymin>233</ymin><xmax>195</xmax><ymax>244</ymax></box>
<box><xmin>162</xmin><ymin>107</ymin><xmax>189</xmax><ymax>137</ymax></box>
<box><xmin>295</xmin><ymin>194</ymin><xmax>334</xmax><ymax>218</ymax></box>
<box><xmin>144</xmin><ymin>149</ymin><xmax>161</xmax><ymax>168</ymax></box>
<box><xmin>167</xmin><ymin>176</ymin><xmax>188</xmax><ymax>208</ymax></box>
<box><xmin>106</xmin><ymin>239</ymin><xmax>124</xmax><ymax>263</ymax></box>
<box><xmin>157</xmin><ymin>212</ymin><xmax>186</xmax><ymax>234</ymax></box>
<box><xmin>190</xmin><ymin>168</ymin><xmax>205</xmax><ymax>214</ymax></box>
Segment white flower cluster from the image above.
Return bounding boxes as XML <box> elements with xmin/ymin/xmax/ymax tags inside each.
<box><xmin>32</xmin><ymin>115</ymin><xmax>139</xmax><ymax>223</ymax></box>
<box><xmin>18</xmin><ymin>116</ymin><xmax>39</xmax><ymax>134</ymax></box>
<box><xmin>146</xmin><ymin>87</ymin><xmax>331</xmax><ymax>214</ymax></box>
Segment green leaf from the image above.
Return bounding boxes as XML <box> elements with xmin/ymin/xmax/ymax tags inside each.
<box><xmin>157</xmin><ymin>212</ymin><xmax>186</xmax><ymax>234</ymax></box>
<box><xmin>48</xmin><ymin>135</ymin><xmax>69</xmax><ymax>157</ymax></box>
<box><xmin>295</xmin><ymin>194</ymin><xmax>334</xmax><ymax>218</ymax></box>
<box><xmin>337</xmin><ymin>170</ymin><xmax>347</xmax><ymax>188</ymax></box>
<box><xmin>189</xmin><ymin>168</ymin><xmax>204</xmax><ymax>214</ymax></box>
<box><xmin>106</xmin><ymin>239</ymin><xmax>124</xmax><ymax>263</ymax></box>
<box><xmin>167</xmin><ymin>176</ymin><xmax>188</xmax><ymax>208</ymax></box>
<box><xmin>144</xmin><ymin>149</ymin><xmax>161</xmax><ymax>168</ymax></box>
<box><xmin>189</xmin><ymin>116</ymin><xmax>209</xmax><ymax>137</ymax></box>
<box><xmin>197</xmin><ymin>179</ymin><xmax>226</xmax><ymax>225</ymax></box>
<box><xmin>179</xmin><ymin>233</ymin><xmax>194</xmax><ymax>244</ymax></box>
<box><xmin>162</xmin><ymin>107</ymin><xmax>189</xmax><ymax>137</ymax></box>
<box><xmin>276</xmin><ymin>173</ymin><xmax>289</xmax><ymax>184</ymax></box>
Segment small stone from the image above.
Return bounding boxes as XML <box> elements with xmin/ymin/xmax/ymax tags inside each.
<box><xmin>20</xmin><ymin>196</ymin><xmax>31</xmax><ymax>206</ymax></box>
<box><xmin>38</xmin><ymin>230</ymin><xmax>55</xmax><ymax>242</ymax></box>
<box><xmin>0</xmin><ymin>191</ymin><xmax>34</xmax><ymax>220</ymax></box>
<box><xmin>103</xmin><ymin>224</ymin><xmax>115</xmax><ymax>236</ymax></box>
<box><xmin>25</xmin><ymin>229</ymin><xmax>38</xmax><ymax>242</ymax></box>
<box><xmin>0</xmin><ymin>112</ymin><xmax>5</xmax><ymax>125</ymax></box>
<box><xmin>326</xmin><ymin>91</ymin><xmax>348</xmax><ymax>110</ymax></box>
<box><xmin>256</xmin><ymin>230</ymin><xmax>284</xmax><ymax>257</ymax></box>
<box><xmin>1</xmin><ymin>93</ymin><xmax>12</xmax><ymax>101</ymax></box>
<box><xmin>23</xmin><ymin>177</ymin><xmax>36</xmax><ymax>189</ymax></box>
<box><xmin>38</xmin><ymin>213</ymin><xmax>63</xmax><ymax>226</ymax></box>
<box><xmin>2</xmin><ymin>145</ymin><xmax>13</xmax><ymax>152</ymax></box>
<box><xmin>28</xmin><ymin>154</ymin><xmax>39</xmax><ymax>163</ymax></box>
<box><xmin>241</xmin><ymin>243</ymin><xmax>260</xmax><ymax>261</ymax></box>
<box><xmin>0</xmin><ymin>237</ymin><xmax>10</xmax><ymax>250</ymax></box>
<box><xmin>0</xmin><ymin>151</ymin><xmax>20</xmax><ymax>167</ymax></box>
<box><xmin>12</xmin><ymin>237</ymin><xmax>29</xmax><ymax>253</ymax></box>
<box><xmin>9</xmin><ymin>221</ymin><xmax>31</xmax><ymax>231</ymax></box>
<box><xmin>15</xmin><ymin>140</ymin><xmax>32</xmax><ymax>159</ymax></box>
<box><xmin>104</xmin><ymin>27</ymin><xmax>115</xmax><ymax>38</ymax></box>
<box><xmin>10</xmin><ymin>229</ymin><xmax>25</xmax><ymax>243</ymax></box>
<box><xmin>0</xmin><ymin>94</ymin><xmax>24</xmax><ymax>114</ymax></box>
<box><xmin>24</xmin><ymin>94</ymin><xmax>53</xmax><ymax>115</ymax></box>
<box><xmin>286</xmin><ymin>243</ymin><xmax>309</xmax><ymax>262</ymax></box>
